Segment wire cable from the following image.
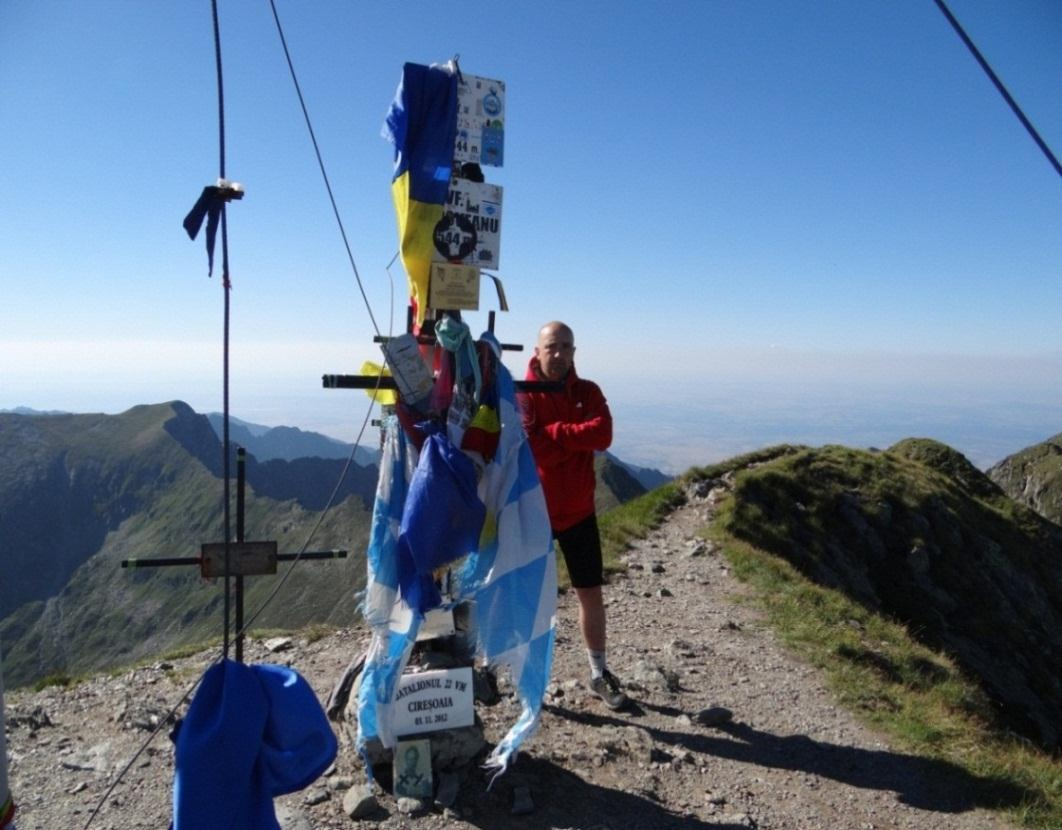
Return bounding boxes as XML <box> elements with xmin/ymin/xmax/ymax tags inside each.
<box><xmin>87</xmin><ymin>8</ymin><xmax>405</xmax><ymax>826</ymax></box>
<box><xmin>80</xmin><ymin>389</ymin><xmax>382</xmax><ymax>830</ymax></box>
<box><xmin>266</xmin><ymin>1</ymin><xmax>426</xmax><ymax>421</ymax></box>
<box><xmin>237</xmin><ymin>385</ymin><xmax>379</xmax><ymax>635</ymax></box>
<box><xmin>207</xmin><ymin>0</ymin><xmax>235</xmax><ymax>660</ymax></box>
<box><xmin>933</xmin><ymin>0</ymin><xmax>1062</xmax><ymax>180</ymax></box>
<box><xmin>266</xmin><ymin>0</ymin><xmax>421</xmax><ymax>425</ymax></box>
<box><xmin>267</xmin><ymin>0</ymin><xmax>383</xmax><ymax>337</ymax></box>
<box><xmin>81</xmin><ymin>672</ymin><xmax>200</xmax><ymax>830</ymax></box>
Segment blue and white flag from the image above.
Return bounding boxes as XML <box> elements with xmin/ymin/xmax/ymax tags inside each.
<box><xmin>457</xmin><ymin>359</ymin><xmax>556</xmax><ymax>775</ymax></box>
<box><xmin>356</xmin><ymin>418</ymin><xmax>422</xmax><ymax>754</ymax></box>
<box><xmin>355</xmin><ymin>345</ymin><xmax>556</xmax><ymax>778</ymax></box>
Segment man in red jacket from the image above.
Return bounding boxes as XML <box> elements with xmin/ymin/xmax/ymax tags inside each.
<box><xmin>519</xmin><ymin>321</ymin><xmax>627</xmax><ymax>710</ymax></box>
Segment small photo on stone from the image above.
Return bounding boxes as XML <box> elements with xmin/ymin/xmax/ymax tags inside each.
<box><xmin>393</xmin><ymin>737</ymin><xmax>433</xmax><ymax>799</ymax></box>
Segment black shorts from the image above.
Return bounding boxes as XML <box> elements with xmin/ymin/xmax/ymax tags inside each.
<box><xmin>553</xmin><ymin>513</ymin><xmax>603</xmax><ymax>589</ymax></box>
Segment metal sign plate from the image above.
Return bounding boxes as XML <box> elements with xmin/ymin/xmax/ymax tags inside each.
<box><xmin>454</xmin><ymin>74</ymin><xmax>505</xmax><ymax>167</ymax></box>
<box><xmin>434</xmin><ymin>178</ymin><xmax>503</xmax><ymax>269</ymax></box>
<box><xmin>200</xmin><ymin>541</ymin><xmax>278</xmax><ymax>577</ymax></box>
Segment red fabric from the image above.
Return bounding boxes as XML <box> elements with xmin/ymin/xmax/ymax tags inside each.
<box><xmin>518</xmin><ymin>357</ymin><xmax>612</xmax><ymax>532</ymax></box>
<box><xmin>394</xmin><ymin>400</ymin><xmax>428</xmax><ymax>450</ymax></box>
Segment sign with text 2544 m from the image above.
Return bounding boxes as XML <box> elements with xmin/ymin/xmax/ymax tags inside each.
<box><xmin>454</xmin><ymin>74</ymin><xmax>504</xmax><ymax>167</ymax></box>
<box><xmin>433</xmin><ymin>178</ymin><xmax>502</xmax><ymax>269</ymax></box>
<box><xmin>392</xmin><ymin>667</ymin><xmax>474</xmax><ymax>736</ymax></box>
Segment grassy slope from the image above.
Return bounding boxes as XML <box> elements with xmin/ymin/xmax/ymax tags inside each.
<box><xmin>716</xmin><ymin>441</ymin><xmax>1062</xmax><ymax>747</ymax></box>
<box><xmin>0</xmin><ymin>404</ymin><xmax>373</xmax><ymax>688</ymax></box>
<box><xmin>593</xmin><ymin>445</ymin><xmax>1061</xmax><ymax>828</ymax></box>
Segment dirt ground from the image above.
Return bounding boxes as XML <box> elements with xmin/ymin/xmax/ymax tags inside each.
<box><xmin>5</xmin><ymin>484</ymin><xmax>1016</xmax><ymax>829</ymax></box>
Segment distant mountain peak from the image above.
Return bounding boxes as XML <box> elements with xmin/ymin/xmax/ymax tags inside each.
<box><xmin>205</xmin><ymin>413</ymin><xmax>378</xmax><ymax>465</ymax></box>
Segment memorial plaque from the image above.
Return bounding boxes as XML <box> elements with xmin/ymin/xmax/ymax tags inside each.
<box><xmin>392</xmin><ymin>667</ymin><xmax>474</xmax><ymax>735</ymax></box>
<box><xmin>428</xmin><ymin>263</ymin><xmax>480</xmax><ymax>310</ymax></box>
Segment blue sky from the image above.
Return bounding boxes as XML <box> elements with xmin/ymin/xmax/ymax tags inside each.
<box><xmin>2</xmin><ymin>1</ymin><xmax>1060</xmax><ymax>472</ymax></box>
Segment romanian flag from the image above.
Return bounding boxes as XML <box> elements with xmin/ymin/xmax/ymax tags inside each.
<box><xmin>382</xmin><ymin>62</ymin><xmax>459</xmax><ymax>327</ymax></box>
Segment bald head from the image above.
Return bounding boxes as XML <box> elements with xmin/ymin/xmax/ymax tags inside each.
<box><xmin>535</xmin><ymin>321</ymin><xmax>576</xmax><ymax>381</ymax></box>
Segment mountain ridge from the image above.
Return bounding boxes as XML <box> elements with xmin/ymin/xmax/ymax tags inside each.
<box><xmin>714</xmin><ymin>438</ymin><xmax>1062</xmax><ymax>751</ymax></box>
<box><xmin>204</xmin><ymin>413</ymin><xmax>672</xmax><ymax>491</ymax></box>
<box><xmin>0</xmin><ymin>402</ymin><xmax>650</xmax><ymax>689</ymax></box>
<box><xmin>205</xmin><ymin>412</ymin><xmax>379</xmax><ymax>466</ymax></box>
<box><xmin>5</xmin><ymin>402</ymin><xmax>1060</xmax><ymax>756</ymax></box>
<box><xmin>0</xmin><ymin>402</ymin><xmax>376</xmax><ymax>688</ymax></box>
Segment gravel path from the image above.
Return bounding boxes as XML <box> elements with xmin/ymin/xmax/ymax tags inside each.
<box><xmin>5</xmin><ymin>485</ymin><xmax>1015</xmax><ymax>829</ymax></box>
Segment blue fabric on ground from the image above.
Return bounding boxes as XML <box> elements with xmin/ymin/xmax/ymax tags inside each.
<box><xmin>172</xmin><ymin>659</ymin><xmax>337</xmax><ymax>830</ymax></box>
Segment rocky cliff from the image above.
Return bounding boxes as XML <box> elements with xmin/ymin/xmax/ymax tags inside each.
<box><xmin>987</xmin><ymin>432</ymin><xmax>1062</xmax><ymax>524</ymax></box>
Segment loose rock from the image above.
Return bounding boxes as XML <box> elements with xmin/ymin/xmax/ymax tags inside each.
<box><xmin>342</xmin><ymin>783</ymin><xmax>377</xmax><ymax>820</ymax></box>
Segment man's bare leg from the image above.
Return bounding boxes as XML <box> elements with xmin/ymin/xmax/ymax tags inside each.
<box><xmin>575</xmin><ymin>585</ymin><xmax>626</xmax><ymax>708</ymax></box>
<box><xmin>574</xmin><ymin>585</ymin><xmax>606</xmax><ymax>651</ymax></box>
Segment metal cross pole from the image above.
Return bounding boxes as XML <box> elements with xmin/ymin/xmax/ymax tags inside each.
<box><xmin>322</xmin><ymin>310</ymin><xmax>560</xmax><ymax>655</ymax></box>
<box><xmin>236</xmin><ymin>447</ymin><xmax>247</xmax><ymax>662</ymax></box>
<box><xmin>119</xmin><ymin>446</ymin><xmax>348</xmax><ymax>662</ymax></box>
<box><xmin>323</xmin><ymin>310</ymin><xmax>562</xmax><ymax>396</ymax></box>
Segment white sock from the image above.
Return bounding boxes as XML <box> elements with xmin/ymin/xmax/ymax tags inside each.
<box><xmin>587</xmin><ymin>648</ymin><xmax>607</xmax><ymax>679</ymax></box>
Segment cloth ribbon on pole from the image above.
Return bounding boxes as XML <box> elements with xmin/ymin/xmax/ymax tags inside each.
<box><xmin>182</xmin><ymin>180</ymin><xmax>244</xmax><ymax>276</ymax></box>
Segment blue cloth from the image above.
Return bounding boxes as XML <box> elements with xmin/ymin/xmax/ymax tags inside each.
<box><xmin>173</xmin><ymin>659</ymin><xmax>337</xmax><ymax>830</ymax></box>
<box><xmin>382</xmin><ymin>62</ymin><xmax>458</xmax><ymax>200</ymax></box>
<box><xmin>381</xmin><ymin>61</ymin><xmax>459</xmax><ymax>325</ymax></box>
<box><xmin>456</xmin><ymin>357</ymin><xmax>556</xmax><ymax>776</ymax></box>
<box><xmin>398</xmin><ymin>423</ymin><xmax>487</xmax><ymax>613</ymax></box>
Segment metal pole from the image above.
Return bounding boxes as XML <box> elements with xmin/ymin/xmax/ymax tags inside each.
<box><xmin>236</xmin><ymin>447</ymin><xmax>246</xmax><ymax>663</ymax></box>
<box><xmin>0</xmin><ymin>647</ymin><xmax>16</xmax><ymax>829</ymax></box>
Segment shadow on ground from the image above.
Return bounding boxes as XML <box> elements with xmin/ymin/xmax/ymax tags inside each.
<box><xmin>550</xmin><ymin>702</ymin><xmax>1032</xmax><ymax>814</ymax></box>
<box><xmin>450</xmin><ymin>751</ymin><xmax>748</xmax><ymax>830</ymax></box>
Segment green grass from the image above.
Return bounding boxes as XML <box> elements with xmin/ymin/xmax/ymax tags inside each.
<box><xmin>549</xmin><ymin>482</ymin><xmax>687</xmax><ymax>588</ymax></box>
<box><xmin>600</xmin><ymin>483</ymin><xmax>686</xmax><ymax>571</ymax></box>
<box><xmin>707</xmin><ymin>499</ymin><xmax>1062</xmax><ymax>829</ymax></box>
<box><xmin>302</xmin><ymin>623</ymin><xmax>336</xmax><ymax>644</ymax></box>
<box><xmin>160</xmin><ymin>637</ymin><xmax>222</xmax><ymax>663</ymax></box>
<box><xmin>585</xmin><ymin>445</ymin><xmax>803</xmax><ymax>586</ymax></box>
<box><xmin>32</xmin><ymin>673</ymin><xmax>76</xmax><ymax>692</ymax></box>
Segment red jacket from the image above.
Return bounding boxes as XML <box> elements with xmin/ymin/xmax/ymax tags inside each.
<box><xmin>519</xmin><ymin>357</ymin><xmax>613</xmax><ymax>531</ymax></box>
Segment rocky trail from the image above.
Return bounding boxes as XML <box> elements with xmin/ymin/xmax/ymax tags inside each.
<box><xmin>5</xmin><ymin>484</ymin><xmax>1013</xmax><ymax>829</ymax></box>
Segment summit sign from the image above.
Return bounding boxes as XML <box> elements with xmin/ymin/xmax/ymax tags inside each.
<box><xmin>433</xmin><ymin>178</ymin><xmax>503</xmax><ymax>269</ymax></box>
